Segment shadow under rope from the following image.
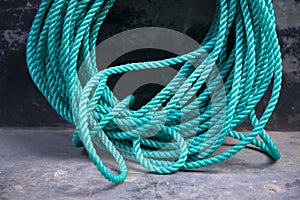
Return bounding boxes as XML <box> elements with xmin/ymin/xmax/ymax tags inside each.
<box><xmin>1</xmin><ymin>129</ymin><xmax>277</xmax><ymax>172</ymax></box>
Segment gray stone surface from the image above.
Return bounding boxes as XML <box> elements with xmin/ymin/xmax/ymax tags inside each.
<box><xmin>0</xmin><ymin>129</ymin><xmax>299</xmax><ymax>199</ymax></box>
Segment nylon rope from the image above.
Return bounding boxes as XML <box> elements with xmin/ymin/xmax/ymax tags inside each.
<box><xmin>26</xmin><ymin>0</ymin><xmax>283</xmax><ymax>183</ymax></box>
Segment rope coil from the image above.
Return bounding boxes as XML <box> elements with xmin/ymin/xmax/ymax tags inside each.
<box><xmin>26</xmin><ymin>0</ymin><xmax>282</xmax><ymax>183</ymax></box>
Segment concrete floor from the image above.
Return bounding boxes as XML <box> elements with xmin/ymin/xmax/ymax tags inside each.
<box><xmin>0</xmin><ymin>129</ymin><xmax>299</xmax><ymax>200</ymax></box>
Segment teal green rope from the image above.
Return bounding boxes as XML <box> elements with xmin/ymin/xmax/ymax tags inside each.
<box><xmin>26</xmin><ymin>0</ymin><xmax>283</xmax><ymax>183</ymax></box>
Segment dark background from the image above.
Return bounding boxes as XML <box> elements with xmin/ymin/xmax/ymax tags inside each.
<box><xmin>0</xmin><ymin>0</ymin><xmax>299</xmax><ymax>130</ymax></box>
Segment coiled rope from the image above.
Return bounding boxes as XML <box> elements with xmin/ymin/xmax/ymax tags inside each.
<box><xmin>26</xmin><ymin>0</ymin><xmax>282</xmax><ymax>183</ymax></box>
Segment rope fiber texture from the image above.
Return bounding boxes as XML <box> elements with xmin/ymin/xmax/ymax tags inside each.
<box><xmin>26</xmin><ymin>0</ymin><xmax>283</xmax><ymax>183</ymax></box>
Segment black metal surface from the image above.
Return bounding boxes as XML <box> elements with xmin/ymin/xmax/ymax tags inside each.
<box><xmin>0</xmin><ymin>0</ymin><xmax>299</xmax><ymax>130</ymax></box>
